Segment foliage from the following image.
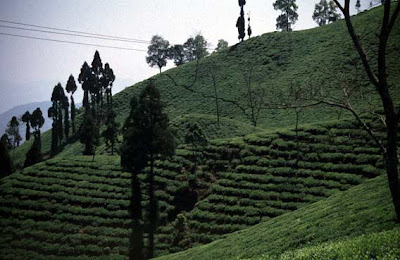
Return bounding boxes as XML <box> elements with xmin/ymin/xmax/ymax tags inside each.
<box><xmin>312</xmin><ymin>0</ymin><xmax>341</xmax><ymax>26</ymax></box>
<box><xmin>102</xmin><ymin>109</ymin><xmax>120</xmax><ymax>155</ymax></box>
<box><xmin>273</xmin><ymin>0</ymin><xmax>298</xmax><ymax>31</ymax></box>
<box><xmin>23</xmin><ymin>138</ymin><xmax>42</xmax><ymax>168</ymax></box>
<box><xmin>215</xmin><ymin>39</ymin><xmax>229</xmax><ymax>52</ymax></box>
<box><xmin>6</xmin><ymin>116</ymin><xmax>21</xmax><ymax>149</ymax></box>
<box><xmin>66</xmin><ymin>74</ymin><xmax>78</xmax><ymax>134</ymax></box>
<box><xmin>146</xmin><ymin>35</ymin><xmax>170</xmax><ymax>73</ymax></box>
<box><xmin>48</xmin><ymin>83</ymin><xmax>67</xmax><ymax>154</ymax></box>
<box><xmin>21</xmin><ymin>111</ymin><xmax>31</xmax><ymax>141</ymax></box>
<box><xmin>0</xmin><ymin>134</ymin><xmax>14</xmax><ymax>178</ymax></box>
<box><xmin>79</xmin><ymin>111</ymin><xmax>98</xmax><ymax>155</ymax></box>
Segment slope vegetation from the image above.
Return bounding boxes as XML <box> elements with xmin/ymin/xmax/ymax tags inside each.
<box><xmin>156</xmin><ymin>175</ymin><xmax>398</xmax><ymax>260</ymax></box>
<box><xmin>0</xmin><ymin>119</ymin><xmax>388</xmax><ymax>259</ymax></box>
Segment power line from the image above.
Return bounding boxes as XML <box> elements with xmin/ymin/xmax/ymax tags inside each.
<box><xmin>0</xmin><ymin>18</ymin><xmax>150</xmax><ymax>43</ymax></box>
<box><xmin>0</xmin><ymin>32</ymin><xmax>147</xmax><ymax>52</ymax></box>
<box><xmin>0</xmin><ymin>24</ymin><xmax>150</xmax><ymax>44</ymax></box>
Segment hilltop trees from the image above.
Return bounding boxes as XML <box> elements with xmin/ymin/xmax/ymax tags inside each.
<box><xmin>66</xmin><ymin>75</ymin><xmax>78</xmax><ymax>134</ymax></box>
<box><xmin>273</xmin><ymin>0</ymin><xmax>299</xmax><ymax>31</ymax></box>
<box><xmin>102</xmin><ymin>63</ymin><xmax>116</xmax><ymax>107</ymax></box>
<box><xmin>146</xmin><ymin>35</ymin><xmax>170</xmax><ymax>74</ymax></box>
<box><xmin>169</xmin><ymin>44</ymin><xmax>185</xmax><ymax>66</ymax></box>
<box><xmin>79</xmin><ymin>62</ymin><xmax>93</xmax><ymax>111</ymax></box>
<box><xmin>21</xmin><ymin>111</ymin><xmax>31</xmax><ymax>141</ymax></box>
<box><xmin>6</xmin><ymin>116</ymin><xmax>21</xmax><ymax>149</ymax></box>
<box><xmin>313</xmin><ymin>0</ymin><xmax>341</xmax><ymax>26</ymax></box>
<box><xmin>121</xmin><ymin>80</ymin><xmax>176</xmax><ymax>259</ymax></box>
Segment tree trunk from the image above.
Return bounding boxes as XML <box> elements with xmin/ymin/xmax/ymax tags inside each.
<box><xmin>129</xmin><ymin>173</ymin><xmax>144</xmax><ymax>260</ymax></box>
<box><xmin>148</xmin><ymin>154</ymin><xmax>156</xmax><ymax>258</ymax></box>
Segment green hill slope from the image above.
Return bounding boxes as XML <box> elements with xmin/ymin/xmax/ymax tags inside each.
<box><xmin>155</xmin><ymin>175</ymin><xmax>398</xmax><ymax>260</ymax></box>
<box><xmin>113</xmin><ymin>5</ymin><xmax>400</xmax><ymax>129</ymax></box>
<box><xmin>0</xmin><ymin>118</ymin><xmax>389</xmax><ymax>259</ymax></box>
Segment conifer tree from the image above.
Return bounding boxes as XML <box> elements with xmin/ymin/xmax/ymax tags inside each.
<box><xmin>80</xmin><ymin>111</ymin><xmax>98</xmax><ymax>156</ymax></box>
<box><xmin>236</xmin><ymin>0</ymin><xmax>246</xmax><ymax>41</ymax></box>
<box><xmin>30</xmin><ymin>108</ymin><xmax>45</xmax><ymax>145</ymax></box>
<box><xmin>21</xmin><ymin>111</ymin><xmax>31</xmax><ymax>141</ymax></box>
<box><xmin>0</xmin><ymin>134</ymin><xmax>14</xmax><ymax>178</ymax></box>
<box><xmin>121</xmin><ymin>81</ymin><xmax>176</xmax><ymax>259</ymax></box>
<box><xmin>102</xmin><ymin>110</ymin><xmax>119</xmax><ymax>155</ymax></box>
<box><xmin>66</xmin><ymin>75</ymin><xmax>78</xmax><ymax>134</ymax></box>
<box><xmin>49</xmin><ymin>83</ymin><xmax>66</xmax><ymax>154</ymax></box>
<box><xmin>101</xmin><ymin>63</ymin><xmax>115</xmax><ymax>107</ymax></box>
<box><xmin>78</xmin><ymin>62</ymin><xmax>93</xmax><ymax>111</ymax></box>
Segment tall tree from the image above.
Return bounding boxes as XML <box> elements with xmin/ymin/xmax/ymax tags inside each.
<box><xmin>49</xmin><ymin>83</ymin><xmax>66</xmax><ymax>154</ymax></box>
<box><xmin>0</xmin><ymin>134</ymin><xmax>14</xmax><ymax>178</ymax></box>
<box><xmin>30</xmin><ymin>108</ymin><xmax>45</xmax><ymax>145</ymax></box>
<box><xmin>121</xmin><ymin>81</ymin><xmax>176</xmax><ymax>259</ymax></box>
<box><xmin>313</xmin><ymin>0</ymin><xmax>341</xmax><ymax>26</ymax></box>
<box><xmin>91</xmin><ymin>50</ymin><xmax>103</xmax><ymax>116</ymax></box>
<box><xmin>63</xmin><ymin>95</ymin><xmax>70</xmax><ymax>140</ymax></box>
<box><xmin>331</xmin><ymin>0</ymin><xmax>400</xmax><ymax>221</ymax></box>
<box><xmin>248</xmin><ymin>13</ymin><xmax>253</xmax><ymax>38</ymax></box>
<box><xmin>66</xmin><ymin>75</ymin><xmax>78</xmax><ymax>134</ymax></box>
<box><xmin>101</xmin><ymin>63</ymin><xmax>116</xmax><ymax>107</ymax></box>
<box><xmin>146</xmin><ymin>35</ymin><xmax>170</xmax><ymax>74</ymax></box>
<box><xmin>78</xmin><ymin>62</ymin><xmax>94</xmax><ymax>111</ymax></box>
<box><xmin>21</xmin><ymin>111</ymin><xmax>31</xmax><ymax>141</ymax></box>
<box><xmin>273</xmin><ymin>0</ymin><xmax>299</xmax><ymax>31</ymax></box>
<box><xmin>236</xmin><ymin>0</ymin><xmax>246</xmax><ymax>41</ymax></box>
<box><xmin>6</xmin><ymin>116</ymin><xmax>21</xmax><ymax>149</ymax></box>
<box><xmin>215</xmin><ymin>39</ymin><xmax>229</xmax><ymax>52</ymax></box>
<box><xmin>23</xmin><ymin>138</ymin><xmax>42</xmax><ymax>168</ymax></box>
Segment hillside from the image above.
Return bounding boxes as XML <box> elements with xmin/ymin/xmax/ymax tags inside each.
<box><xmin>1</xmin><ymin>5</ymin><xmax>400</xmax><ymax>260</ymax></box>
<box><xmin>0</xmin><ymin>118</ymin><xmax>389</xmax><ymax>259</ymax></box>
<box><xmin>156</xmin><ymin>175</ymin><xmax>398</xmax><ymax>260</ymax></box>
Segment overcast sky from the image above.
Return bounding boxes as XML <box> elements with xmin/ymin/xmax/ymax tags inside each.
<box><xmin>0</xmin><ymin>0</ymin><xmax>375</xmax><ymax>113</ymax></box>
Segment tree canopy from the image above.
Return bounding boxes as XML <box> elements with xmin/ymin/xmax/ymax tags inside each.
<box><xmin>146</xmin><ymin>35</ymin><xmax>170</xmax><ymax>74</ymax></box>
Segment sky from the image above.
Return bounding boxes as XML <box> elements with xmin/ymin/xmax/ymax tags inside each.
<box><xmin>0</xmin><ymin>0</ymin><xmax>376</xmax><ymax>113</ymax></box>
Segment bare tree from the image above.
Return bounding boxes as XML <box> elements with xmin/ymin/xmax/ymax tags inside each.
<box><xmin>312</xmin><ymin>0</ymin><xmax>400</xmax><ymax>221</ymax></box>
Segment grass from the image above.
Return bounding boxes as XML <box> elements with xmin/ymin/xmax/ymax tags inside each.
<box><xmin>155</xmin><ymin>175</ymin><xmax>398</xmax><ymax>260</ymax></box>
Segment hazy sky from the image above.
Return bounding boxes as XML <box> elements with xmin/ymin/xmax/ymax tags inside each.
<box><xmin>0</xmin><ymin>0</ymin><xmax>374</xmax><ymax>113</ymax></box>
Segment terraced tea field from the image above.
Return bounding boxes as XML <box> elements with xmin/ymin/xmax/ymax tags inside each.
<box><xmin>0</xmin><ymin>119</ymin><xmax>386</xmax><ymax>258</ymax></box>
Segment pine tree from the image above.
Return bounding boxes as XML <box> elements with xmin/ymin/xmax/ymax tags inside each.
<box><xmin>49</xmin><ymin>83</ymin><xmax>66</xmax><ymax>154</ymax></box>
<box><xmin>121</xmin><ymin>80</ymin><xmax>176</xmax><ymax>259</ymax></box>
<box><xmin>21</xmin><ymin>111</ymin><xmax>31</xmax><ymax>141</ymax></box>
<box><xmin>78</xmin><ymin>62</ymin><xmax>94</xmax><ymax>111</ymax></box>
<box><xmin>30</xmin><ymin>108</ymin><xmax>45</xmax><ymax>147</ymax></box>
<box><xmin>66</xmin><ymin>75</ymin><xmax>78</xmax><ymax>134</ymax></box>
<box><xmin>0</xmin><ymin>134</ymin><xmax>14</xmax><ymax>178</ymax></box>
<box><xmin>236</xmin><ymin>0</ymin><xmax>246</xmax><ymax>41</ymax></box>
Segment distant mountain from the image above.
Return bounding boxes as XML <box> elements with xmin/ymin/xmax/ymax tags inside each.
<box><xmin>0</xmin><ymin>101</ymin><xmax>52</xmax><ymax>143</ymax></box>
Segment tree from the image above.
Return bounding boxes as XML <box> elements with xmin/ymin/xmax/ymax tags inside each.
<box><xmin>49</xmin><ymin>83</ymin><xmax>67</xmax><ymax>154</ymax></box>
<box><xmin>313</xmin><ymin>0</ymin><xmax>341</xmax><ymax>26</ymax></box>
<box><xmin>63</xmin><ymin>94</ymin><xmax>70</xmax><ymax>140</ymax></box>
<box><xmin>91</xmin><ymin>50</ymin><xmax>103</xmax><ymax>117</ymax></box>
<box><xmin>215</xmin><ymin>39</ymin><xmax>229</xmax><ymax>52</ymax></box>
<box><xmin>193</xmin><ymin>34</ymin><xmax>209</xmax><ymax>60</ymax></box>
<box><xmin>30</xmin><ymin>108</ymin><xmax>45</xmax><ymax>146</ymax></box>
<box><xmin>183</xmin><ymin>34</ymin><xmax>209</xmax><ymax>62</ymax></box>
<box><xmin>6</xmin><ymin>116</ymin><xmax>21</xmax><ymax>149</ymax></box>
<box><xmin>23</xmin><ymin>138</ymin><xmax>42</xmax><ymax>168</ymax></box>
<box><xmin>102</xmin><ymin>109</ymin><xmax>119</xmax><ymax>155</ymax></box>
<box><xmin>21</xmin><ymin>111</ymin><xmax>31</xmax><ymax>141</ymax></box>
<box><xmin>66</xmin><ymin>75</ymin><xmax>78</xmax><ymax>134</ymax></box>
<box><xmin>0</xmin><ymin>134</ymin><xmax>14</xmax><ymax>178</ymax></box>
<box><xmin>236</xmin><ymin>0</ymin><xmax>246</xmax><ymax>41</ymax></box>
<box><xmin>80</xmin><ymin>111</ymin><xmax>98</xmax><ymax>156</ymax></box>
<box><xmin>78</xmin><ymin>61</ymin><xmax>94</xmax><ymax>111</ymax></box>
<box><xmin>183</xmin><ymin>37</ymin><xmax>196</xmax><ymax>62</ymax></box>
<box><xmin>169</xmin><ymin>44</ymin><xmax>186</xmax><ymax>66</ymax></box>
<box><xmin>273</xmin><ymin>0</ymin><xmax>299</xmax><ymax>31</ymax></box>
<box><xmin>146</xmin><ymin>35</ymin><xmax>170</xmax><ymax>74</ymax></box>
<box><xmin>325</xmin><ymin>0</ymin><xmax>400</xmax><ymax>221</ymax></box>
<box><xmin>121</xmin><ymin>81</ymin><xmax>176</xmax><ymax>259</ymax></box>
<box><xmin>101</xmin><ymin>63</ymin><xmax>116</xmax><ymax>107</ymax></box>
<box><xmin>248</xmin><ymin>14</ymin><xmax>253</xmax><ymax>38</ymax></box>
